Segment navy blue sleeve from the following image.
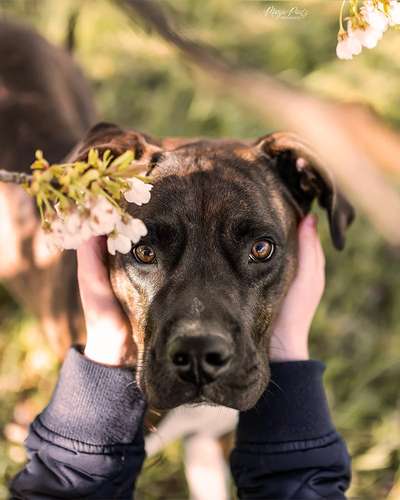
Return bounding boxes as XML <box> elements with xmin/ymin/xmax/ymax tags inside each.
<box><xmin>10</xmin><ymin>346</ymin><xmax>147</xmax><ymax>500</ymax></box>
<box><xmin>230</xmin><ymin>360</ymin><xmax>351</xmax><ymax>499</ymax></box>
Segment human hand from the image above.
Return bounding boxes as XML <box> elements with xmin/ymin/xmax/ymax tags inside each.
<box><xmin>77</xmin><ymin>237</ymin><xmax>137</xmax><ymax>366</ymax></box>
<box><xmin>269</xmin><ymin>214</ymin><xmax>325</xmax><ymax>362</ymax></box>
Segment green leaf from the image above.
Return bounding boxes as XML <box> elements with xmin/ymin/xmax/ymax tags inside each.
<box><xmin>80</xmin><ymin>168</ymin><xmax>100</xmax><ymax>187</ymax></box>
<box><xmin>109</xmin><ymin>150</ymin><xmax>134</xmax><ymax>171</ymax></box>
<box><xmin>88</xmin><ymin>148</ymin><xmax>99</xmax><ymax>166</ymax></box>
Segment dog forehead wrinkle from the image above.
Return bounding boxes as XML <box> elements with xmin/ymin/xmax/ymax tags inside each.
<box><xmin>152</xmin><ymin>140</ymin><xmax>253</xmax><ymax>179</ymax></box>
<box><xmin>235</xmin><ymin>166</ymin><xmax>293</xmax><ymax>241</ymax></box>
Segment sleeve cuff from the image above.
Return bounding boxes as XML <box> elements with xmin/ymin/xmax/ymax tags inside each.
<box><xmin>236</xmin><ymin>360</ymin><xmax>335</xmax><ymax>445</ymax></box>
<box><xmin>35</xmin><ymin>346</ymin><xmax>147</xmax><ymax>449</ymax></box>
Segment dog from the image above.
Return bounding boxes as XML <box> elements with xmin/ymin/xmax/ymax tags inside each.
<box><xmin>68</xmin><ymin>123</ymin><xmax>354</xmax><ymax>411</ymax></box>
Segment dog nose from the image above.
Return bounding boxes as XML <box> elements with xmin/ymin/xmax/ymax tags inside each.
<box><xmin>167</xmin><ymin>335</ymin><xmax>233</xmax><ymax>385</ymax></box>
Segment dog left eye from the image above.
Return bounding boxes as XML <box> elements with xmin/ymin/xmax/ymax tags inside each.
<box><xmin>133</xmin><ymin>244</ymin><xmax>157</xmax><ymax>264</ymax></box>
<box><xmin>249</xmin><ymin>239</ymin><xmax>275</xmax><ymax>263</ymax></box>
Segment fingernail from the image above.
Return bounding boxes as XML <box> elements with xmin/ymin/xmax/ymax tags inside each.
<box><xmin>305</xmin><ymin>214</ymin><xmax>317</xmax><ymax>227</ymax></box>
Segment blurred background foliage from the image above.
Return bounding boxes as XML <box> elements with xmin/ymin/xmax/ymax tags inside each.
<box><xmin>0</xmin><ymin>0</ymin><xmax>399</xmax><ymax>498</ymax></box>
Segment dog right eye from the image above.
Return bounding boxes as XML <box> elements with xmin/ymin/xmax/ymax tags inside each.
<box><xmin>133</xmin><ymin>244</ymin><xmax>157</xmax><ymax>264</ymax></box>
<box><xmin>249</xmin><ymin>239</ymin><xmax>275</xmax><ymax>263</ymax></box>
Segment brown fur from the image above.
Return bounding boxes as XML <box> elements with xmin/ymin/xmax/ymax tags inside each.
<box><xmin>0</xmin><ymin>20</ymin><xmax>95</xmax><ymax>355</ymax></box>
<box><xmin>70</xmin><ymin>124</ymin><xmax>352</xmax><ymax>409</ymax></box>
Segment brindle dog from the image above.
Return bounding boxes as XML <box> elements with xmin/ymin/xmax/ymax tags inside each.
<box><xmin>69</xmin><ymin>123</ymin><xmax>355</xmax><ymax>411</ymax></box>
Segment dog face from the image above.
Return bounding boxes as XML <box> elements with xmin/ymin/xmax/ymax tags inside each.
<box><xmin>73</xmin><ymin>123</ymin><xmax>354</xmax><ymax>410</ymax></box>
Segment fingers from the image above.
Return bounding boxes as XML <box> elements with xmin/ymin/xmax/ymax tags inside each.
<box><xmin>296</xmin><ymin>215</ymin><xmax>318</xmax><ymax>275</ymax></box>
<box><xmin>77</xmin><ymin>239</ymin><xmax>136</xmax><ymax>366</ymax></box>
<box><xmin>269</xmin><ymin>214</ymin><xmax>326</xmax><ymax>361</ymax></box>
<box><xmin>77</xmin><ymin>237</ymin><xmax>114</xmax><ymax>299</ymax></box>
<box><xmin>77</xmin><ymin>236</ymin><xmax>121</xmax><ymax>321</ymax></box>
<box><xmin>297</xmin><ymin>214</ymin><xmax>325</xmax><ymax>294</ymax></box>
<box><xmin>77</xmin><ymin>236</ymin><xmax>107</xmax><ymax>282</ymax></box>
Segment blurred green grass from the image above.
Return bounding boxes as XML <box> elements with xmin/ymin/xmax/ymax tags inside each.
<box><xmin>0</xmin><ymin>1</ymin><xmax>399</xmax><ymax>498</ymax></box>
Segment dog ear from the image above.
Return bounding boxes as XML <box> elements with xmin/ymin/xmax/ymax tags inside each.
<box><xmin>66</xmin><ymin>122</ymin><xmax>162</xmax><ymax>168</ymax></box>
<box><xmin>255</xmin><ymin>132</ymin><xmax>355</xmax><ymax>250</ymax></box>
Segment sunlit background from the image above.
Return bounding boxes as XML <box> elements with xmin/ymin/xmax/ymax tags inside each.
<box><xmin>0</xmin><ymin>1</ymin><xmax>399</xmax><ymax>498</ymax></box>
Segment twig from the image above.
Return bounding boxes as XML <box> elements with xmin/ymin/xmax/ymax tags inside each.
<box><xmin>0</xmin><ymin>169</ymin><xmax>32</xmax><ymax>185</ymax></box>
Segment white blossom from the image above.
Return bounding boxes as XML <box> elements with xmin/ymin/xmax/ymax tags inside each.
<box><xmin>79</xmin><ymin>219</ymin><xmax>94</xmax><ymax>241</ymax></box>
<box><xmin>389</xmin><ymin>0</ymin><xmax>400</xmax><ymax>25</ymax></box>
<box><xmin>55</xmin><ymin>210</ymin><xmax>92</xmax><ymax>249</ymax></box>
<box><xmin>124</xmin><ymin>178</ymin><xmax>153</xmax><ymax>206</ymax></box>
<box><xmin>49</xmin><ymin>218</ymin><xmax>66</xmax><ymax>238</ymax></box>
<box><xmin>64</xmin><ymin>212</ymin><xmax>82</xmax><ymax>234</ymax></box>
<box><xmin>361</xmin><ymin>1</ymin><xmax>389</xmax><ymax>33</ymax></box>
<box><xmin>336</xmin><ymin>0</ymin><xmax>398</xmax><ymax>59</ymax></box>
<box><xmin>44</xmin><ymin>227</ymin><xmax>64</xmax><ymax>252</ymax></box>
<box><xmin>107</xmin><ymin>232</ymin><xmax>132</xmax><ymax>255</ymax></box>
<box><xmin>88</xmin><ymin>197</ymin><xmax>120</xmax><ymax>235</ymax></box>
<box><xmin>349</xmin><ymin>20</ymin><xmax>383</xmax><ymax>49</ymax></box>
<box><xmin>62</xmin><ymin>232</ymin><xmax>86</xmax><ymax>250</ymax></box>
<box><xmin>117</xmin><ymin>217</ymin><xmax>147</xmax><ymax>244</ymax></box>
<box><xmin>43</xmin><ymin>181</ymin><xmax>151</xmax><ymax>254</ymax></box>
<box><xmin>336</xmin><ymin>33</ymin><xmax>362</xmax><ymax>60</ymax></box>
<box><xmin>44</xmin><ymin>219</ymin><xmax>79</xmax><ymax>251</ymax></box>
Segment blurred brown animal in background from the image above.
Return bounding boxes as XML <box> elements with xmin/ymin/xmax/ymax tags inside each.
<box><xmin>0</xmin><ymin>19</ymin><xmax>95</xmax><ymax>355</ymax></box>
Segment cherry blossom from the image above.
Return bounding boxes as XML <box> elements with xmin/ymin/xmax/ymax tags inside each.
<box><xmin>107</xmin><ymin>232</ymin><xmax>132</xmax><ymax>255</ymax></box>
<box><xmin>124</xmin><ymin>177</ymin><xmax>153</xmax><ymax>206</ymax></box>
<box><xmin>46</xmin><ymin>197</ymin><xmax>150</xmax><ymax>254</ymax></box>
<box><xmin>88</xmin><ymin>197</ymin><xmax>120</xmax><ymax>235</ymax></box>
<box><xmin>336</xmin><ymin>33</ymin><xmax>362</xmax><ymax>60</ymax></box>
<box><xmin>361</xmin><ymin>1</ymin><xmax>389</xmax><ymax>33</ymax></box>
<box><xmin>337</xmin><ymin>0</ymin><xmax>400</xmax><ymax>60</ymax></box>
<box><xmin>350</xmin><ymin>22</ymin><xmax>383</xmax><ymax>49</ymax></box>
<box><xmin>117</xmin><ymin>217</ymin><xmax>148</xmax><ymax>244</ymax></box>
<box><xmin>389</xmin><ymin>0</ymin><xmax>400</xmax><ymax>25</ymax></box>
<box><xmin>22</xmin><ymin>148</ymin><xmax>152</xmax><ymax>255</ymax></box>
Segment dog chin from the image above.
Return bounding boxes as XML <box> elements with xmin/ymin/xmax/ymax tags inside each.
<box><xmin>145</xmin><ymin>379</ymin><xmax>268</xmax><ymax>411</ymax></box>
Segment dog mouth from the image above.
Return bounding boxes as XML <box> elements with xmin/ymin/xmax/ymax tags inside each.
<box><xmin>141</xmin><ymin>357</ymin><xmax>268</xmax><ymax>411</ymax></box>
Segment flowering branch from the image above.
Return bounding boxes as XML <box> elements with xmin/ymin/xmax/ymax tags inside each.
<box><xmin>0</xmin><ymin>149</ymin><xmax>153</xmax><ymax>255</ymax></box>
<box><xmin>337</xmin><ymin>0</ymin><xmax>400</xmax><ymax>59</ymax></box>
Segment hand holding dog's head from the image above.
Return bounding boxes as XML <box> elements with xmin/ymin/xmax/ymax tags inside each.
<box><xmin>73</xmin><ymin>123</ymin><xmax>354</xmax><ymax>411</ymax></box>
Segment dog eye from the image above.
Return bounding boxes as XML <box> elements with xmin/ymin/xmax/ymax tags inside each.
<box><xmin>133</xmin><ymin>244</ymin><xmax>156</xmax><ymax>264</ymax></box>
<box><xmin>249</xmin><ymin>240</ymin><xmax>275</xmax><ymax>263</ymax></box>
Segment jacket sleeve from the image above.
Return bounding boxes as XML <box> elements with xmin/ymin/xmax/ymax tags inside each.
<box><xmin>10</xmin><ymin>346</ymin><xmax>147</xmax><ymax>500</ymax></box>
<box><xmin>230</xmin><ymin>360</ymin><xmax>351</xmax><ymax>500</ymax></box>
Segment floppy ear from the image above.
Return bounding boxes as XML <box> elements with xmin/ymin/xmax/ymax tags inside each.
<box><xmin>65</xmin><ymin>122</ymin><xmax>162</xmax><ymax>169</ymax></box>
<box><xmin>255</xmin><ymin>132</ymin><xmax>355</xmax><ymax>250</ymax></box>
